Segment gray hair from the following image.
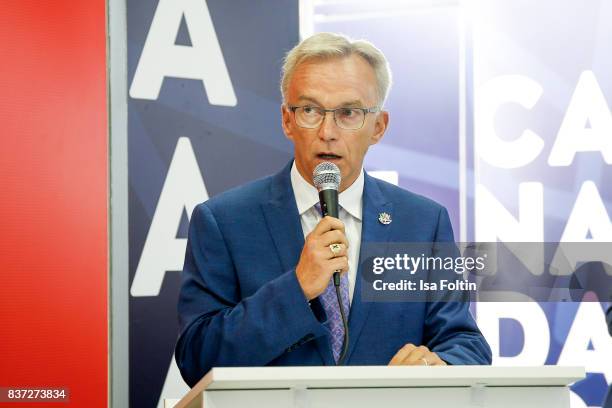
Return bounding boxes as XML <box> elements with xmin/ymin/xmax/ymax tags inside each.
<box><xmin>281</xmin><ymin>32</ymin><xmax>392</xmax><ymax>107</ymax></box>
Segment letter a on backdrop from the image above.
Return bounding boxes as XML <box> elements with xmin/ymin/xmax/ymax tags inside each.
<box><xmin>129</xmin><ymin>0</ymin><xmax>237</xmax><ymax>106</ymax></box>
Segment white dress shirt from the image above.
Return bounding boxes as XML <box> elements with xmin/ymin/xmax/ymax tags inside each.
<box><xmin>290</xmin><ymin>162</ymin><xmax>363</xmax><ymax>304</ymax></box>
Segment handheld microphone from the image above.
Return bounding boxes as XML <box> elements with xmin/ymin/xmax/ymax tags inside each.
<box><xmin>312</xmin><ymin>162</ymin><xmax>349</xmax><ymax>365</ymax></box>
<box><xmin>313</xmin><ymin>161</ymin><xmax>341</xmax><ymax>285</ymax></box>
<box><xmin>313</xmin><ymin>161</ymin><xmax>340</xmax><ymax>218</ymax></box>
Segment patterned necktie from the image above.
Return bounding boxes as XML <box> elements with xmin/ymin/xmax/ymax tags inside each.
<box><xmin>314</xmin><ymin>203</ymin><xmax>351</xmax><ymax>363</ymax></box>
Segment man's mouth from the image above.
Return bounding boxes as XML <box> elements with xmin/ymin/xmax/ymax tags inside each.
<box><xmin>317</xmin><ymin>153</ymin><xmax>342</xmax><ymax>160</ymax></box>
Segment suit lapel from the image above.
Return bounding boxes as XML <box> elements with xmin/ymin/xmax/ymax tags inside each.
<box><xmin>261</xmin><ymin>162</ymin><xmax>304</xmax><ymax>274</ymax></box>
<box><xmin>346</xmin><ymin>173</ymin><xmax>393</xmax><ymax>363</ymax></box>
<box><xmin>261</xmin><ymin>161</ymin><xmax>335</xmax><ymax>365</ymax></box>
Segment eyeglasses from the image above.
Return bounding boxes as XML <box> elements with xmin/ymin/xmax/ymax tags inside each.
<box><xmin>288</xmin><ymin>105</ymin><xmax>380</xmax><ymax>130</ymax></box>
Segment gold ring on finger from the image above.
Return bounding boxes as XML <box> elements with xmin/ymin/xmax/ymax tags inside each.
<box><xmin>329</xmin><ymin>243</ymin><xmax>342</xmax><ymax>257</ymax></box>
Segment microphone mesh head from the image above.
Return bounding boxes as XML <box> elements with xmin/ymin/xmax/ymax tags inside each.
<box><xmin>313</xmin><ymin>162</ymin><xmax>341</xmax><ymax>191</ymax></box>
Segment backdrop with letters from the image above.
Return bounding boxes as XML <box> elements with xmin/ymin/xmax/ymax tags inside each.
<box><xmin>125</xmin><ymin>1</ymin><xmax>611</xmax><ymax>407</ymax></box>
<box><xmin>127</xmin><ymin>1</ymin><xmax>297</xmax><ymax>406</ymax></box>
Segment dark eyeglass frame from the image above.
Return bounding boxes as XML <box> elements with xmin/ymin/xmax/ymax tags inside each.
<box><xmin>288</xmin><ymin>105</ymin><xmax>381</xmax><ymax>130</ymax></box>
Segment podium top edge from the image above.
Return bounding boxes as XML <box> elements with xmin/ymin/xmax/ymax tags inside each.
<box><xmin>200</xmin><ymin>366</ymin><xmax>585</xmax><ymax>390</ymax></box>
<box><xmin>172</xmin><ymin>366</ymin><xmax>585</xmax><ymax>408</ymax></box>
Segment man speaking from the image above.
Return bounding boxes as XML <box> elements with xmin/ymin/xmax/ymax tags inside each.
<box><xmin>176</xmin><ymin>32</ymin><xmax>491</xmax><ymax>387</ymax></box>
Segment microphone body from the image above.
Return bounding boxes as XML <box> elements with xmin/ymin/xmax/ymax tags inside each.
<box><xmin>312</xmin><ymin>162</ymin><xmax>349</xmax><ymax>365</ymax></box>
<box><xmin>318</xmin><ymin>189</ymin><xmax>339</xmax><ymax>218</ymax></box>
<box><xmin>313</xmin><ymin>162</ymin><xmax>342</xmax><ymax>285</ymax></box>
<box><xmin>313</xmin><ymin>161</ymin><xmax>341</xmax><ymax>219</ymax></box>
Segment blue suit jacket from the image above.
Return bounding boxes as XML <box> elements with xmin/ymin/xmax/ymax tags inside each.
<box><xmin>176</xmin><ymin>161</ymin><xmax>492</xmax><ymax>386</ymax></box>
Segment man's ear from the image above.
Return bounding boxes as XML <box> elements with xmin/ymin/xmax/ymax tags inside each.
<box><xmin>281</xmin><ymin>105</ymin><xmax>295</xmax><ymax>141</ymax></box>
<box><xmin>370</xmin><ymin>110</ymin><xmax>389</xmax><ymax>145</ymax></box>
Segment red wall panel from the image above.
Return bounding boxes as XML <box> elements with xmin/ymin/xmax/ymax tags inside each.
<box><xmin>0</xmin><ymin>1</ymin><xmax>108</xmax><ymax>406</ymax></box>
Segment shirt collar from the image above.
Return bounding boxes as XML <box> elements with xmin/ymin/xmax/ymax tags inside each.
<box><xmin>290</xmin><ymin>161</ymin><xmax>364</xmax><ymax>221</ymax></box>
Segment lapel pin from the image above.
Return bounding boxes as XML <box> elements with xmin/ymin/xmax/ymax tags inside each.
<box><xmin>378</xmin><ymin>212</ymin><xmax>392</xmax><ymax>225</ymax></box>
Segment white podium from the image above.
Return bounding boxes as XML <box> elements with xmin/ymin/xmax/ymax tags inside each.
<box><xmin>172</xmin><ymin>366</ymin><xmax>584</xmax><ymax>408</ymax></box>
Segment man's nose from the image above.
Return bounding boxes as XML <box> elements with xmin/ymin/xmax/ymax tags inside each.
<box><xmin>317</xmin><ymin>111</ymin><xmax>338</xmax><ymax>142</ymax></box>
